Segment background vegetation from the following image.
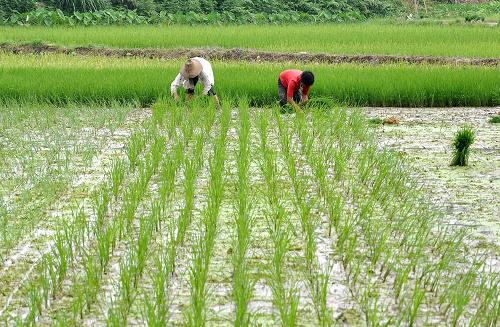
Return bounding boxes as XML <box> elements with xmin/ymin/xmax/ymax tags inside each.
<box><xmin>1</xmin><ymin>0</ymin><xmax>402</xmax><ymax>25</ymax></box>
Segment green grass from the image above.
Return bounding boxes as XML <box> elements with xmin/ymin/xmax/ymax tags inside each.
<box><xmin>1</xmin><ymin>23</ymin><xmax>499</xmax><ymax>57</ymax></box>
<box><xmin>1</xmin><ymin>54</ymin><xmax>498</xmax><ymax>107</ymax></box>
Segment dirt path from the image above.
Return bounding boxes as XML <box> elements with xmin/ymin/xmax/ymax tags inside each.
<box><xmin>1</xmin><ymin>43</ymin><xmax>499</xmax><ymax>66</ymax></box>
<box><xmin>365</xmin><ymin>107</ymin><xmax>500</xmax><ymax>250</ymax></box>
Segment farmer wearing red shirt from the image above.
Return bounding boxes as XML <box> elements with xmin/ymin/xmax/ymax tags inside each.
<box><xmin>278</xmin><ymin>69</ymin><xmax>315</xmax><ymax>111</ymax></box>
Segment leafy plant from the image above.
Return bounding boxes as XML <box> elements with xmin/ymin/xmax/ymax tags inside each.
<box><xmin>464</xmin><ymin>13</ymin><xmax>485</xmax><ymax>22</ymax></box>
<box><xmin>451</xmin><ymin>126</ymin><xmax>475</xmax><ymax>166</ymax></box>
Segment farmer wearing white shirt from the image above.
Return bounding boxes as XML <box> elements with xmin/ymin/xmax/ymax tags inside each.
<box><xmin>170</xmin><ymin>57</ymin><xmax>220</xmax><ymax>107</ymax></box>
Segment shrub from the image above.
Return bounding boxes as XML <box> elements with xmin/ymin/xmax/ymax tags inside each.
<box><xmin>464</xmin><ymin>13</ymin><xmax>485</xmax><ymax>22</ymax></box>
<box><xmin>46</xmin><ymin>0</ymin><xmax>111</xmax><ymax>13</ymax></box>
<box><xmin>110</xmin><ymin>0</ymin><xmax>157</xmax><ymax>15</ymax></box>
<box><xmin>451</xmin><ymin>126</ymin><xmax>475</xmax><ymax>167</ymax></box>
<box><xmin>0</xmin><ymin>0</ymin><xmax>36</xmax><ymax>15</ymax></box>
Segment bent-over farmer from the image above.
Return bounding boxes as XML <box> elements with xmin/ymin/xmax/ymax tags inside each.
<box><xmin>171</xmin><ymin>57</ymin><xmax>220</xmax><ymax>107</ymax></box>
<box><xmin>278</xmin><ymin>69</ymin><xmax>315</xmax><ymax>112</ymax></box>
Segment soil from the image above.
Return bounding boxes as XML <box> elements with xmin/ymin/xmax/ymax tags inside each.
<box><xmin>1</xmin><ymin>43</ymin><xmax>499</xmax><ymax>66</ymax></box>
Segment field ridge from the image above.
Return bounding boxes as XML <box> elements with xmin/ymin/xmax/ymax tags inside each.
<box><xmin>2</xmin><ymin>43</ymin><xmax>500</xmax><ymax>66</ymax></box>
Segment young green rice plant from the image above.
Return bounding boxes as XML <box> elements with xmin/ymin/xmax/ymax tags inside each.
<box><xmin>96</xmin><ymin>226</ymin><xmax>113</xmax><ymax>268</ymax></box>
<box><xmin>451</xmin><ymin>126</ymin><xmax>475</xmax><ymax>166</ymax></box>
<box><xmin>151</xmin><ymin>99</ymin><xmax>168</xmax><ymax>126</ymax></box>
<box><xmin>469</xmin><ymin>274</ymin><xmax>499</xmax><ymax>326</ymax></box>
<box><xmin>53</xmin><ymin>229</ymin><xmax>69</xmax><ymax>292</ymax></box>
<box><xmin>110</xmin><ymin>159</ymin><xmax>126</xmax><ymax>199</ymax></box>
<box><xmin>92</xmin><ymin>183</ymin><xmax>110</xmax><ymax>229</ymax></box>
<box><xmin>26</xmin><ymin>281</ymin><xmax>43</xmax><ymax>326</ymax></box>
<box><xmin>407</xmin><ymin>279</ymin><xmax>425</xmax><ymax>327</ymax></box>
<box><xmin>143</xmin><ymin>249</ymin><xmax>173</xmax><ymax>327</ymax></box>
<box><xmin>82</xmin><ymin>251</ymin><xmax>101</xmax><ymax>312</ymax></box>
<box><xmin>151</xmin><ymin>134</ymin><xmax>166</xmax><ymax>172</ymax></box>
<box><xmin>306</xmin><ymin>264</ymin><xmax>334</xmax><ymax>327</ymax></box>
<box><xmin>126</xmin><ymin>130</ymin><xmax>146</xmax><ymax>170</ymax></box>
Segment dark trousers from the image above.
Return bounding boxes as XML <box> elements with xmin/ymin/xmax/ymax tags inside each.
<box><xmin>278</xmin><ymin>78</ymin><xmax>301</xmax><ymax>107</ymax></box>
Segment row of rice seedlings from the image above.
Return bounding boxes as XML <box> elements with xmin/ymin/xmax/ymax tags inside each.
<box><xmin>16</xmin><ymin>120</ymin><xmax>156</xmax><ymax>325</ymax></box>
<box><xmin>171</xmin><ymin>102</ymin><xmax>217</xmax><ymax>269</ymax></box>
<box><xmin>274</xmin><ymin>109</ymin><xmax>334</xmax><ymax>326</ymax></box>
<box><xmin>184</xmin><ymin>101</ymin><xmax>231</xmax><ymax>326</ymax></box>
<box><xmin>107</xmin><ymin>101</ymin><xmax>217</xmax><ymax>324</ymax></box>
<box><xmin>231</xmin><ymin>98</ymin><xmax>254</xmax><ymax>326</ymax></box>
<box><xmin>256</xmin><ymin>108</ymin><xmax>299</xmax><ymax>326</ymax></box>
<box><xmin>136</xmin><ymin>102</ymin><xmax>211</xmax><ymax>325</ymax></box>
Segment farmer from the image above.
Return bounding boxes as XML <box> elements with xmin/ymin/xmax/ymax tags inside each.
<box><xmin>278</xmin><ymin>69</ymin><xmax>315</xmax><ymax>111</ymax></box>
<box><xmin>171</xmin><ymin>57</ymin><xmax>220</xmax><ymax>107</ymax></box>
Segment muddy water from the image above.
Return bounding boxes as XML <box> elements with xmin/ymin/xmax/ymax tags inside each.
<box><xmin>365</xmin><ymin>107</ymin><xmax>500</xmax><ymax>251</ymax></box>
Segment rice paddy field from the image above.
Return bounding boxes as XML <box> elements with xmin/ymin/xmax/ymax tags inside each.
<box><xmin>1</xmin><ymin>24</ymin><xmax>500</xmax><ymax>57</ymax></box>
<box><xmin>0</xmin><ymin>21</ymin><xmax>499</xmax><ymax>326</ymax></box>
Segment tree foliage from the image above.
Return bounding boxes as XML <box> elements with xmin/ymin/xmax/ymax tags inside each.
<box><xmin>0</xmin><ymin>0</ymin><xmax>36</xmax><ymax>16</ymax></box>
<box><xmin>3</xmin><ymin>0</ymin><xmax>399</xmax><ymax>16</ymax></box>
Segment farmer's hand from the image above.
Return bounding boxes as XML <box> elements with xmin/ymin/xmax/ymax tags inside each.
<box><xmin>172</xmin><ymin>91</ymin><xmax>180</xmax><ymax>101</ymax></box>
<box><xmin>214</xmin><ymin>95</ymin><xmax>221</xmax><ymax>109</ymax></box>
<box><xmin>288</xmin><ymin>97</ymin><xmax>302</xmax><ymax>113</ymax></box>
<box><xmin>301</xmin><ymin>95</ymin><xmax>309</xmax><ymax>104</ymax></box>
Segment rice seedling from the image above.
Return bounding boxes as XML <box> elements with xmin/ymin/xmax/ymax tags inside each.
<box><xmin>451</xmin><ymin>126</ymin><xmax>475</xmax><ymax>166</ymax></box>
<box><xmin>488</xmin><ymin>115</ymin><xmax>500</xmax><ymax>123</ymax></box>
<box><xmin>126</xmin><ymin>131</ymin><xmax>146</xmax><ymax>170</ymax></box>
<box><xmin>110</xmin><ymin>159</ymin><xmax>126</xmax><ymax>199</ymax></box>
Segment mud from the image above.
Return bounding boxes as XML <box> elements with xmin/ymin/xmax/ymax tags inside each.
<box><xmin>365</xmin><ymin>106</ymin><xmax>500</xmax><ymax>248</ymax></box>
<box><xmin>1</xmin><ymin>43</ymin><xmax>499</xmax><ymax>66</ymax></box>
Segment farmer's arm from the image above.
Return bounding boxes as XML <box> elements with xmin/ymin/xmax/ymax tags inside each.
<box><xmin>300</xmin><ymin>85</ymin><xmax>310</xmax><ymax>104</ymax></box>
<box><xmin>170</xmin><ymin>74</ymin><xmax>183</xmax><ymax>101</ymax></box>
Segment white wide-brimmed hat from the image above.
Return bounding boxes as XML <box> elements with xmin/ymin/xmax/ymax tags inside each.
<box><xmin>180</xmin><ymin>58</ymin><xmax>203</xmax><ymax>79</ymax></box>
